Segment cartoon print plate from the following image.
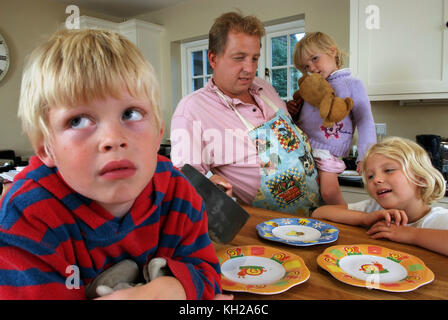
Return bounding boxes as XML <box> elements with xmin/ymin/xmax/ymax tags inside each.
<box><xmin>217</xmin><ymin>246</ymin><xmax>310</xmax><ymax>294</ymax></box>
<box><xmin>317</xmin><ymin>244</ymin><xmax>435</xmax><ymax>292</ymax></box>
<box><xmin>256</xmin><ymin>217</ymin><xmax>339</xmax><ymax>246</ymax></box>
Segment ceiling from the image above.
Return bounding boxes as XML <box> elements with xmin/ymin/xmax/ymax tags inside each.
<box><xmin>50</xmin><ymin>0</ymin><xmax>189</xmax><ymax>19</ymax></box>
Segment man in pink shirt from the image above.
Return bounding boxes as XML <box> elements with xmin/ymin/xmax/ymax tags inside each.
<box><xmin>171</xmin><ymin>11</ymin><xmax>321</xmax><ymax>214</ymax></box>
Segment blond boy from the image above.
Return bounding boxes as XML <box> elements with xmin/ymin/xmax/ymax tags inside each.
<box><xmin>0</xmin><ymin>29</ymin><xmax>222</xmax><ymax>299</ymax></box>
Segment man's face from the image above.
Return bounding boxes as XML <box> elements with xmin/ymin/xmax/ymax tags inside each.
<box><xmin>208</xmin><ymin>31</ymin><xmax>261</xmax><ymax>100</ymax></box>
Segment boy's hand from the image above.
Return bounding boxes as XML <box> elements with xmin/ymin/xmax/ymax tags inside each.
<box><xmin>95</xmin><ymin>276</ymin><xmax>186</xmax><ymax>300</ymax></box>
<box><xmin>214</xmin><ymin>294</ymin><xmax>234</xmax><ymax>300</ymax></box>
<box><xmin>366</xmin><ymin>221</ymin><xmax>416</xmax><ymax>244</ymax></box>
<box><xmin>363</xmin><ymin>209</ymin><xmax>408</xmax><ymax>227</ymax></box>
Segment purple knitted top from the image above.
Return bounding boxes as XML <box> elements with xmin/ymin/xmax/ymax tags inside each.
<box><xmin>296</xmin><ymin>69</ymin><xmax>377</xmax><ymax>162</ymax></box>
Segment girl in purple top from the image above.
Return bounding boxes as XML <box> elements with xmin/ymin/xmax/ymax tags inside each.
<box><xmin>289</xmin><ymin>32</ymin><xmax>376</xmax><ymax>205</ymax></box>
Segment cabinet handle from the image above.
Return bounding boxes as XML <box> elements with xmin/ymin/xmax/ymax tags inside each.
<box><xmin>446</xmin><ymin>21</ymin><xmax>448</xmax><ymax>28</ymax></box>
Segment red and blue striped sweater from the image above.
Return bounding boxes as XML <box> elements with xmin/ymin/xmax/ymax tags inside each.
<box><xmin>0</xmin><ymin>155</ymin><xmax>222</xmax><ymax>299</ymax></box>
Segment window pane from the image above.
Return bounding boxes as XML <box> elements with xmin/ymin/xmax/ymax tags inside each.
<box><xmin>206</xmin><ymin>50</ymin><xmax>213</xmax><ymax>75</ymax></box>
<box><xmin>192</xmin><ymin>51</ymin><xmax>203</xmax><ymax>76</ymax></box>
<box><xmin>272</xmin><ymin>68</ymin><xmax>287</xmax><ymax>98</ymax></box>
<box><xmin>290</xmin><ymin>33</ymin><xmax>305</xmax><ymax>63</ymax></box>
<box><xmin>271</xmin><ymin>35</ymin><xmax>287</xmax><ymax>67</ymax></box>
<box><xmin>192</xmin><ymin>78</ymin><xmax>204</xmax><ymax>91</ymax></box>
<box><xmin>290</xmin><ymin>68</ymin><xmax>302</xmax><ymax>97</ymax></box>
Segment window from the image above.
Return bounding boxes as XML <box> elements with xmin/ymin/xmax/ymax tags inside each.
<box><xmin>181</xmin><ymin>19</ymin><xmax>305</xmax><ymax>100</ymax></box>
<box><xmin>181</xmin><ymin>39</ymin><xmax>212</xmax><ymax>97</ymax></box>
<box><xmin>262</xmin><ymin>20</ymin><xmax>305</xmax><ymax>101</ymax></box>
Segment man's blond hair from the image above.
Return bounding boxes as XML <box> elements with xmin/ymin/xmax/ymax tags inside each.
<box><xmin>18</xmin><ymin>29</ymin><xmax>162</xmax><ymax>151</ymax></box>
<box><xmin>208</xmin><ymin>11</ymin><xmax>265</xmax><ymax>55</ymax></box>
<box><xmin>362</xmin><ymin>136</ymin><xmax>446</xmax><ymax>205</ymax></box>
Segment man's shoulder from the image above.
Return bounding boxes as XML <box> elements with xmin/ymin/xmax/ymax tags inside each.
<box><xmin>176</xmin><ymin>87</ymin><xmax>216</xmax><ymax>110</ymax></box>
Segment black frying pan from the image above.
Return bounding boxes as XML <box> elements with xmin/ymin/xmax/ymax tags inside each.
<box><xmin>181</xmin><ymin>164</ymin><xmax>250</xmax><ymax>243</ymax></box>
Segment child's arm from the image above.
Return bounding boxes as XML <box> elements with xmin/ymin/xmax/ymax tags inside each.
<box><xmin>97</xmin><ymin>277</ymin><xmax>234</xmax><ymax>300</ymax></box>
<box><xmin>96</xmin><ymin>276</ymin><xmax>186</xmax><ymax>300</ymax></box>
<box><xmin>367</xmin><ymin>222</ymin><xmax>448</xmax><ymax>256</ymax></box>
<box><xmin>312</xmin><ymin>204</ymin><xmax>368</xmax><ymax>225</ymax></box>
<box><xmin>312</xmin><ymin>204</ymin><xmax>408</xmax><ymax>227</ymax></box>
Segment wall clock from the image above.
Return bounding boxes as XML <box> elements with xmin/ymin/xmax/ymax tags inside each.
<box><xmin>0</xmin><ymin>33</ymin><xmax>10</xmax><ymax>82</ymax></box>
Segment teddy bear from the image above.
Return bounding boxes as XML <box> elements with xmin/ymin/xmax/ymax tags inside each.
<box><xmin>292</xmin><ymin>73</ymin><xmax>353</xmax><ymax>128</ymax></box>
<box><xmin>85</xmin><ymin>257</ymin><xmax>171</xmax><ymax>299</ymax></box>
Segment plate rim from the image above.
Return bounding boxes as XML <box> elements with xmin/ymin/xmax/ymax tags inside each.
<box><xmin>217</xmin><ymin>245</ymin><xmax>310</xmax><ymax>294</ymax></box>
<box><xmin>256</xmin><ymin>217</ymin><xmax>339</xmax><ymax>246</ymax></box>
<box><xmin>317</xmin><ymin>244</ymin><xmax>435</xmax><ymax>292</ymax></box>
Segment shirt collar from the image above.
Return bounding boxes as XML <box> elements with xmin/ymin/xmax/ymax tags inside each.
<box><xmin>206</xmin><ymin>77</ymin><xmax>263</xmax><ymax>105</ymax></box>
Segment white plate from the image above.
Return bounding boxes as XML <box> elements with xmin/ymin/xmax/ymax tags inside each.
<box><xmin>338</xmin><ymin>255</ymin><xmax>408</xmax><ymax>283</ymax></box>
<box><xmin>217</xmin><ymin>246</ymin><xmax>310</xmax><ymax>294</ymax></box>
<box><xmin>271</xmin><ymin>225</ymin><xmax>321</xmax><ymax>242</ymax></box>
<box><xmin>221</xmin><ymin>256</ymin><xmax>285</xmax><ymax>285</ymax></box>
<box><xmin>257</xmin><ymin>218</ymin><xmax>339</xmax><ymax>246</ymax></box>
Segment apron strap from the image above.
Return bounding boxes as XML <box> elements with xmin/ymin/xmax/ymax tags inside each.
<box><xmin>215</xmin><ymin>89</ymin><xmax>281</xmax><ymax>131</ymax></box>
<box><xmin>215</xmin><ymin>89</ymin><xmax>255</xmax><ymax>131</ymax></box>
<box><xmin>259</xmin><ymin>94</ymin><xmax>279</xmax><ymax>113</ymax></box>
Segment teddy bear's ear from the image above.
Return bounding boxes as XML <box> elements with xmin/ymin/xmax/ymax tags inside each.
<box><xmin>297</xmin><ymin>74</ymin><xmax>307</xmax><ymax>86</ymax></box>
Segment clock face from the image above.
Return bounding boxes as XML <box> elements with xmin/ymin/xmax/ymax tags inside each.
<box><xmin>0</xmin><ymin>33</ymin><xmax>10</xmax><ymax>82</ymax></box>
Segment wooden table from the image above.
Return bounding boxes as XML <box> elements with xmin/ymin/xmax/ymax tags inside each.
<box><xmin>213</xmin><ymin>205</ymin><xmax>448</xmax><ymax>300</ymax></box>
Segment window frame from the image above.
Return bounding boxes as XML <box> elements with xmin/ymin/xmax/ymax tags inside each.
<box><xmin>180</xmin><ymin>38</ymin><xmax>210</xmax><ymax>97</ymax></box>
<box><xmin>180</xmin><ymin>19</ymin><xmax>305</xmax><ymax>98</ymax></box>
<box><xmin>261</xmin><ymin>20</ymin><xmax>305</xmax><ymax>100</ymax></box>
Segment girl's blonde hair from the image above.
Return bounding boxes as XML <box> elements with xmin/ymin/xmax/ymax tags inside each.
<box><xmin>18</xmin><ymin>29</ymin><xmax>162</xmax><ymax>151</ymax></box>
<box><xmin>293</xmin><ymin>31</ymin><xmax>345</xmax><ymax>74</ymax></box>
<box><xmin>362</xmin><ymin>136</ymin><xmax>446</xmax><ymax>205</ymax></box>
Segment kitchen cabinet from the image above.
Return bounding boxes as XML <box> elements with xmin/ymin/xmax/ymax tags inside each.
<box><xmin>350</xmin><ymin>0</ymin><xmax>448</xmax><ymax>101</ymax></box>
<box><xmin>341</xmin><ymin>186</ymin><xmax>448</xmax><ymax>208</ymax></box>
<box><xmin>77</xmin><ymin>16</ymin><xmax>165</xmax><ymax>81</ymax></box>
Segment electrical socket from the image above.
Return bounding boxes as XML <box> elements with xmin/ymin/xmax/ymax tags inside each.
<box><xmin>375</xmin><ymin>123</ymin><xmax>387</xmax><ymax>136</ymax></box>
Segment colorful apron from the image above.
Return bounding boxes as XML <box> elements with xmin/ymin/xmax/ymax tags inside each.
<box><xmin>216</xmin><ymin>90</ymin><xmax>322</xmax><ymax>216</ymax></box>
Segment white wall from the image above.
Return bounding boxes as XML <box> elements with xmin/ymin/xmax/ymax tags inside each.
<box><xmin>136</xmin><ymin>0</ymin><xmax>351</xmax><ymax>141</ymax></box>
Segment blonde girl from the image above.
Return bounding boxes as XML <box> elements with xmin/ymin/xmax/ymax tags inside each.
<box><xmin>312</xmin><ymin>136</ymin><xmax>448</xmax><ymax>256</ymax></box>
<box><xmin>289</xmin><ymin>32</ymin><xmax>376</xmax><ymax>205</ymax></box>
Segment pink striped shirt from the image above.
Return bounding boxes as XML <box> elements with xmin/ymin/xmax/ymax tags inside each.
<box><xmin>170</xmin><ymin>77</ymin><xmax>288</xmax><ymax>204</ymax></box>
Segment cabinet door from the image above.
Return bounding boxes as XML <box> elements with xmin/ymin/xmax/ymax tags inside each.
<box><xmin>351</xmin><ymin>0</ymin><xmax>448</xmax><ymax>99</ymax></box>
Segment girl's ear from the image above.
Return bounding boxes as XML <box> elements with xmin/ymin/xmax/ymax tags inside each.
<box><xmin>36</xmin><ymin>142</ymin><xmax>56</xmax><ymax>168</ymax></box>
<box><xmin>329</xmin><ymin>46</ymin><xmax>338</xmax><ymax>57</ymax></box>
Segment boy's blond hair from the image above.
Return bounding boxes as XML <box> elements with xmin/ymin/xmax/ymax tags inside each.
<box><xmin>362</xmin><ymin>136</ymin><xmax>446</xmax><ymax>205</ymax></box>
<box><xmin>18</xmin><ymin>29</ymin><xmax>162</xmax><ymax>151</ymax></box>
<box><xmin>293</xmin><ymin>31</ymin><xmax>344</xmax><ymax>74</ymax></box>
